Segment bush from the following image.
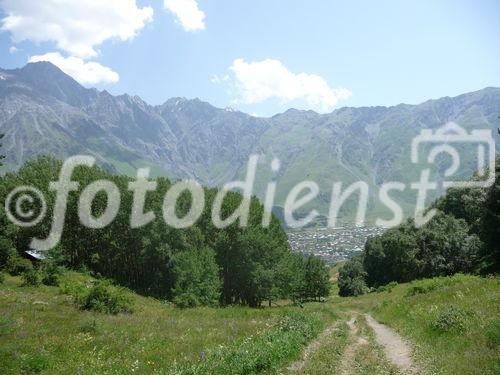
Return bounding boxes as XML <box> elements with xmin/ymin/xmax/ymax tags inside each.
<box><xmin>77</xmin><ymin>281</ymin><xmax>133</xmax><ymax>314</ymax></box>
<box><xmin>375</xmin><ymin>281</ymin><xmax>398</xmax><ymax>293</ymax></box>
<box><xmin>277</xmin><ymin>312</ymin><xmax>315</xmax><ymax>339</ymax></box>
<box><xmin>0</xmin><ymin>237</ymin><xmax>16</xmax><ymax>270</ymax></box>
<box><xmin>406</xmin><ymin>275</ymin><xmax>466</xmax><ymax>297</ymax></box>
<box><xmin>173</xmin><ymin>293</ymin><xmax>199</xmax><ymax>309</ymax></box>
<box><xmin>22</xmin><ymin>269</ymin><xmax>40</xmax><ymax>286</ymax></box>
<box><xmin>7</xmin><ymin>257</ymin><xmax>33</xmax><ymax>276</ymax></box>
<box><xmin>431</xmin><ymin>306</ymin><xmax>472</xmax><ymax>333</ymax></box>
<box><xmin>485</xmin><ymin>320</ymin><xmax>500</xmax><ymax>348</ymax></box>
<box><xmin>59</xmin><ymin>281</ymin><xmax>87</xmax><ymax>299</ymax></box>
<box><xmin>406</xmin><ymin>284</ymin><xmax>436</xmax><ymax>296</ymax></box>
<box><xmin>0</xmin><ymin>272</ymin><xmax>4</xmax><ymax>284</ymax></box>
<box><xmin>41</xmin><ymin>271</ymin><xmax>60</xmax><ymax>286</ymax></box>
<box><xmin>41</xmin><ymin>263</ymin><xmax>63</xmax><ymax>286</ymax></box>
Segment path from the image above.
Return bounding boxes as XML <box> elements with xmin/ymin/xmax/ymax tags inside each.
<box><xmin>285</xmin><ymin>313</ymin><xmax>420</xmax><ymax>374</ymax></box>
<box><xmin>365</xmin><ymin>314</ymin><xmax>418</xmax><ymax>374</ymax></box>
<box><xmin>338</xmin><ymin>316</ymin><xmax>368</xmax><ymax>375</ymax></box>
<box><xmin>287</xmin><ymin>322</ymin><xmax>340</xmax><ymax>372</ymax></box>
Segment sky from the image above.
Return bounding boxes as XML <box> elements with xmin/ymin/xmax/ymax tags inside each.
<box><xmin>0</xmin><ymin>0</ymin><xmax>499</xmax><ymax>116</ymax></box>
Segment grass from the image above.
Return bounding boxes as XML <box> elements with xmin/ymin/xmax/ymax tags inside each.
<box><xmin>165</xmin><ymin>311</ymin><xmax>327</xmax><ymax>374</ymax></box>
<box><xmin>334</xmin><ymin>274</ymin><xmax>500</xmax><ymax>375</ymax></box>
<box><xmin>351</xmin><ymin>315</ymin><xmax>399</xmax><ymax>375</ymax></box>
<box><xmin>0</xmin><ymin>272</ymin><xmax>336</xmax><ymax>374</ymax></box>
<box><xmin>0</xmin><ymin>271</ymin><xmax>498</xmax><ymax>374</ymax></box>
<box><xmin>372</xmin><ymin>275</ymin><xmax>500</xmax><ymax>375</ymax></box>
<box><xmin>295</xmin><ymin>322</ymin><xmax>349</xmax><ymax>374</ymax></box>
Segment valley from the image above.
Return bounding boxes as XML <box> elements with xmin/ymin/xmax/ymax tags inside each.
<box><xmin>0</xmin><ymin>3</ymin><xmax>498</xmax><ymax>375</ymax></box>
<box><xmin>288</xmin><ymin>226</ymin><xmax>386</xmax><ymax>263</ymax></box>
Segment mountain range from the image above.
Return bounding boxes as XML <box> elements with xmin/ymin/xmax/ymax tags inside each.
<box><xmin>1</xmin><ymin>62</ymin><xmax>499</xmax><ymax>224</ymax></box>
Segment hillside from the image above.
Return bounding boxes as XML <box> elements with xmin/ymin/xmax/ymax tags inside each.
<box><xmin>0</xmin><ymin>271</ymin><xmax>498</xmax><ymax>374</ymax></box>
<box><xmin>1</xmin><ymin>62</ymin><xmax>499</xmax><ymax>222</ymax></box>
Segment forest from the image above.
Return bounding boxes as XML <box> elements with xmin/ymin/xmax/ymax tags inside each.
<box><xmin>0</xmin><ymin>154</ymin><xmax>330</xmax><ymax>308</ymax></box>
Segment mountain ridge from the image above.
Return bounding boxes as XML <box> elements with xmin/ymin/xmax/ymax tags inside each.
<box><xmin>1</xmin><ymin>62</ymin><xmax>499</xmax><ymax>223</ymax></box>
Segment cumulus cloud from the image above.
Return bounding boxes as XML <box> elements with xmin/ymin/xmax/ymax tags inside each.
<box><xmin>29</xmin><ymin>53</ymin><xmax>119</xmax><ymax>85</ymax></box>
<box><xmin>164</xmin><ymin>0</ymin><xmax>205</xmax><ymax>31</ymax></box>
<box><xmin>8</xmin><ymin>45</ymin><xmax>18</xmax><ymax>53</ymax></box>
<box><xmin>0</xmin><ymin>0</ymin><xmax>153</xmax><ymax>58</ymax></box>
<box><xmin>224</xmin><ymin>58</ymin><xmax>351</xmax><ymax>112</ymax></box>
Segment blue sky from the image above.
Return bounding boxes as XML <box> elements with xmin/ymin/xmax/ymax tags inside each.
<box><xmin>0</xmin><ymin>0</ymin><xmax>499</xmax><ymax>116</ymax></box>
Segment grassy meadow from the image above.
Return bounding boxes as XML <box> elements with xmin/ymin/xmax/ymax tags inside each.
<box><xmin>0</xmin><ymin>272</ymin><xmax>336</xmax><ymax>374</ymax></box>
<box><xmin>0</xmin><ymin>271</ymin><xmax>498</xmax><ymax>374</ymax></box>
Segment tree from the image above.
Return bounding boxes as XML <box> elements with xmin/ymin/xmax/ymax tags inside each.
<box><xmin>172</xmin><ymin>246</ymin><xmax>221</xmax><ymax>308</ymax></box>
<box><xmin>275</xmin><ymin>253</ymin><xmax>306</xmax><ymax>303</ymax></box>
<box><xmin>0</xmin><ymin>133</ymin><xmax>16</xmax><ymax>270</ymax></box>
<box><xmin>363</xmin><ymin>224</ymin><xmax>420</xmax><ymax>287</ymax></box>
<box><xmin>338</xmin><ymin>256</ymin><xmax>368</xmax><ymax>297</ymax></box>
<box><xmin>302</xmin><ymin>255</ymin><xmax>330</xmax><ymax>301</ymax></box>
<box><xmin>480</xmin><ymin>156</ymin><xmax>500</xmax><ymax>272</ymax></box>
<box><xmin>415</xmin><ymin>213</ymin><xmax>481</xmax><ymax>277</ymax></box>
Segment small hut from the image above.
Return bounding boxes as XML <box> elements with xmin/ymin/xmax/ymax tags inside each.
<box><xmin>23</xmin><ymin>249</ymin><xmax>46</xmax><ymax>262</ymax></box>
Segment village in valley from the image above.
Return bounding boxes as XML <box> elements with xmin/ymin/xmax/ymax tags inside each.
<box><xmin>287</xmin><ymin>226</ymin><xmax>386</xmax><ymax>264</ymax></box>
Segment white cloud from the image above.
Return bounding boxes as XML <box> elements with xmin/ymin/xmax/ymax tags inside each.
<box><xmin>0</xmin><ymin>0</ymin><xmax>153</xmax><ymax>58</ymax></box>
<box><xmin>164</xmin><ymin>0</ymin><xmax>205</xmax><ymax>31</ymax></box>
<box><xmin>210</xmin><ymin>74</ymin><xmax>229</xmax><ymax>84</ymax></box>
<box><xmin>29</xmin><ymin>53</ymin><xmax>119</xmax><ymax>85</ymax></box>
<box><xmin>8</xmin><ymin>45</ymin><xmax>18</xmax><ymax>53</ymax></box>
<box><xmin>225</xmin><ymin>58</ymin><xmax>352</xmax><ymax>112</ymax></box>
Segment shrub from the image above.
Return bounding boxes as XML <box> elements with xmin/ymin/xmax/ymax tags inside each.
<box><xmin>406</xmin><ymin>278</ymin><xmax>444</xmax><ymax>296</ymax></box>
<box><xmin>0</xmin><ymin>237</ymin><xmax>16</xmax><ymax>270</ymax></box>
<box><xmin>22</xmin><ymin>269</ymin><xmax>40</xmax><ymax>286</ymax></box>
<box><xmin>173</xmin><ymin>293</ymin><xmax>199</xmax><ymax>309</ymax></box>
<box><xmin>405</xmin><ymin>276</ymin><xmax>465</xmax><ymax>297</ymax></box>
<box><xmin>0</xmin><ymin>272</ymin><xmax>4</xmax><ymax>284</ymax></box>
<box><xmin>406</xmin><ymin>284</ymin><xmax>435</xmax><ymax>296</ymax></box>
<box><xmin>376</xmin><ymin>281</ymin><xmax>398</xmax><ymax>293</ymax></box>
<box><xmin>41</xmin><ymin>271</ymin><xmax>60</xmax><ymax>286</ymax></box>
<box><xmin>77</xmin><ymin>281</ymin><xmax>132</xmax><ymax>314</ymax></box>
<box><xmin>7</xmin><ymin>257</ymin><xmax>33</xmax><ymax>276</ymax></box>
<box><xmin>41</xmin><ymin>264</ymin><xmax>62</xmax><ymax>286</ymax></box>
<box><xmin>431</xmin><ymin>306</ymin><xmax>472</xmax><ymax>333</ymax></box>
<box><xmin>59</xmin><ymin>280</ymin><xmax>87</xmax><ymax>299</ymax></box>
<box><xmin>278</xmin><ymin>312</ymin><xmax>314</xmax><ymax>339</ymax></box>
<box><xmin>485</xmin><ymin>320</ymin><xmax>500</xmax><ymax>348</ymax></box>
